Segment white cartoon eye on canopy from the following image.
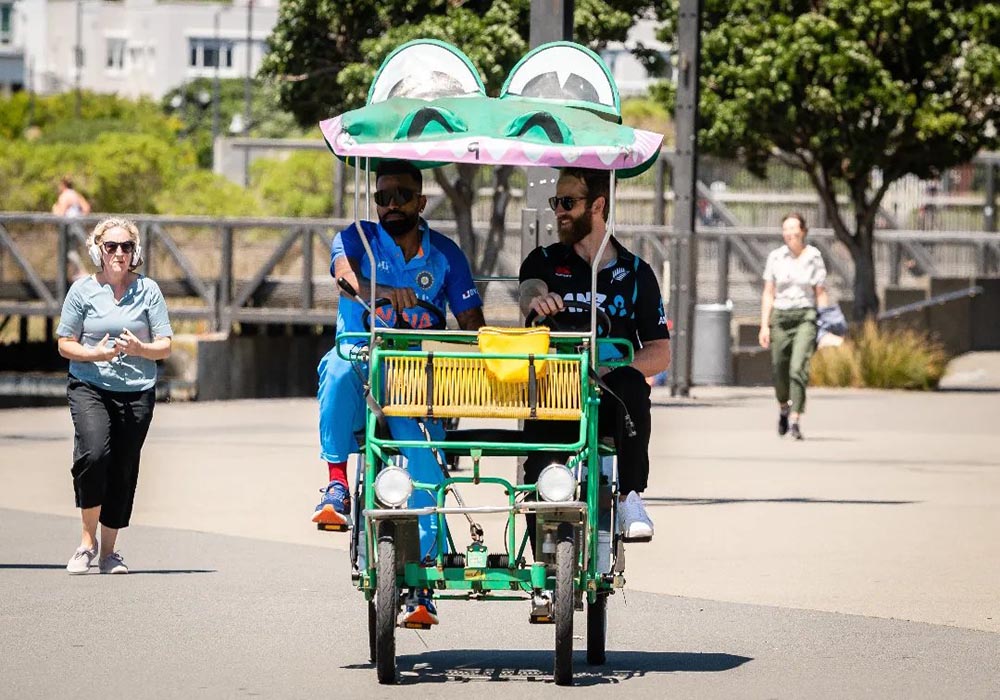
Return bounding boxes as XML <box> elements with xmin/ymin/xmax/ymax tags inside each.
<box><xmin>501</xmin><ymin>42</ymin><xmax>621</xmax><ymax>122</ymax></box>
<box><xmin>367</xmin><ymin>39</ymin><xmax>486</xmax><ymax>105</ymax></box>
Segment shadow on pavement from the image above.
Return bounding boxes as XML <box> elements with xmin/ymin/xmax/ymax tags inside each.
<box><xmin>0</xmin><ymin>564</ymin><xmax>217</xmax><ymax>574</ymax></box>
<box><xmin>643</xmin><ymin>496</ymin><xmax>916</xmax><ymax>507</ymax></box>
<box><xmin>127</xmin><ymin>569</ymin><xmax>218</xmax><ymax>575</ymax></box>
<box><xmin>347</xmin><ymin>650</ymin><xmax>751</xmax><ymax>685</ymax></box>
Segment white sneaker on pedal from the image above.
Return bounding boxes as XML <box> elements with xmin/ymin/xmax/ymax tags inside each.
<box><xmin>618</xmin><ymin>491</ymin><xmax>654</xmax><ymax>540</ymax></box>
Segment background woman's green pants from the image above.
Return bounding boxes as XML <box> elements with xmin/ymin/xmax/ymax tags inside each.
<box><xmin>769</xmin><ymin>307</ymin><xmax>818</xmax><ymax>413</ymax></box>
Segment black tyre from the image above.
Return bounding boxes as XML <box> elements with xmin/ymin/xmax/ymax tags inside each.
<box><xmin>367</xmin><ymin>599</ymin><xmax>377</xmax><ymax>664</ymax></box>
<box><xmin>586</xmin><ymin>594</ymin><xmax>607</xmax><ymax>665</ymax></box>
<box><xmin>554</xmin><ymin>522</ymin><xmax>575</xmax><ymax>686</ymax></box>
<box><xmin>376</xmin><ymin>521</ymin><xmax>397</xmax><ymax>684</ymax></box>
<box><xmin>349</xmin><ymin>480</ymin><xmax>364</xmax><ymax>570</ymax></box>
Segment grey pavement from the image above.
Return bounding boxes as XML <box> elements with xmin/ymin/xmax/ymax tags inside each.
<box><xmin>1</xmin><ymin>387</ymin><xmax>999</xmax><ymax>697</ymax></box>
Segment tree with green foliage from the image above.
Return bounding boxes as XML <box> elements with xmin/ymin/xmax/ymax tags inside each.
<box><xmin>260</xmin><ymin>0</ymin><xmax>664</xmax><ymax>274</ymax></box>
<box><xmin>160</xmin><ymin>78</ymin><xmax>308</xmax><ymax>168</ymax></box>
<box><xmin>0</xmin><ymin>91</ymin><xmax>267</xmax><ymax>216</ymax></box>
<box><xmin>252</xmin><ymin>151</ymin><xmax>335</xmax><ymax>218</ymax></box>
<box><xmin>654</xmin><ymin>0</ymin><xmax>1000</xmax><ymax>319</ymax></box>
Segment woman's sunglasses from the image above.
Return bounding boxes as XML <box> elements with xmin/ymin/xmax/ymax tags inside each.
<box><xmin>373</xmin><ymin>187</ymin><xmax>418</xmax><ymax>207</ymax></box>
<box><xmin>548</xmin><ymin>196</ymin><xmax>587</xmax><ymax>212</ymax></box>
<box><xmin>102</xmin><ymin>241</ymin><xmax>136</xmax><ymax>255</ymax></box>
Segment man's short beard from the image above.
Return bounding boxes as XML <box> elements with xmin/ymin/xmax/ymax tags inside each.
<box><xmin>558</xmin><ymin>210</ymin><xmax>592</xmax><ymax>245</ymax></box>
<box><xmin>380</xmin><ymin>212</ymin><xmax>419</xmax><ymax>238</ymax></box>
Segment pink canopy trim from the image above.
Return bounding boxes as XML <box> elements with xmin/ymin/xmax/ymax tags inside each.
<box><xmin>319</xmin><ymin>116</ymin><xmax>663</xmax><ymax>170</ymax></box>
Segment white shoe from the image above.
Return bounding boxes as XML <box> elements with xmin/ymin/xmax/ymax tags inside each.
<box><xmin>618</xmin><ymin>491</ymin><xmax>654</xmax><ymax>540</ymax></box>
<box><xmin>66</xmin><ymin>545</ymin><xmax>97</xmax><ymax>575</ymax></box>
<box><xmin>98</xmin><ymin>551</ymin><xmax>129</xmax><ymax>574</ymax></box>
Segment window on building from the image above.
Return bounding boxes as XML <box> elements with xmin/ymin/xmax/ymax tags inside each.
<box><xmin>106</xmin><ymin>38</ymin><xmax>126</xmax><ymax>70</ymax></box>
<box><xmin>189</xmin><ymin>38</ymin><xmax>234</xmax><ymax>69</ymax></box>
<box><xmin>0</xmin><ymin>3</ymin><xmax>13</xmax><ymax>45</ymax></box>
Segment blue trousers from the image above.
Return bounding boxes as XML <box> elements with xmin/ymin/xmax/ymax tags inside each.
<box><xmin>318</xmin><ymin>346</ymin><xmax>445</xmax><ymax>559</ymax></box>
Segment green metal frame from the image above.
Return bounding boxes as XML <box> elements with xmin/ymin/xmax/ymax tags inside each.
<box><xmin>340</xmin><ymin>327</ymin><xmax>634</xmax><ymax>605</ymax></box>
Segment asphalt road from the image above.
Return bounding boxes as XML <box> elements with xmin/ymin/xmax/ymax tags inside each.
<box><xmin>1</xmin><ymin>387</ymin><xmax>998</xmax><ymax>697</ymax></box>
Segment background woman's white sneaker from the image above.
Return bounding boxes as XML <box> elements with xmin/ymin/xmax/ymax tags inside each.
<box><xmin>98</xmin><ymin>552</ymin><xmax>129</xmax><ymax>574</ymax></box>
<box><xmin>66</xmin><ymin>545</ymin><xmax>97</xmax><ymax>574</ymax></box>
<box><xmin>618</xmin><ymin>491</ymin><xmax>654</xmax><ymax>540</ymax></box>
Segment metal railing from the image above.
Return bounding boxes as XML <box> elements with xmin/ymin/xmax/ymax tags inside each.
<box><xmin>1</xmin><ymin>213</ymin><xmax>997</xmax><ymax>333</ymax></box>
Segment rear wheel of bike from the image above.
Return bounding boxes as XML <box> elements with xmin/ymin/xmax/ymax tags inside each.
<box><xmin>586</xmin><ymin>593</ymin><xmax>607</xmax><ymax>665</ymax></box>
<box><xmin>367</xmin><ymin>599</ymin><xmax>377</xmax><ymax>664</ymax></box>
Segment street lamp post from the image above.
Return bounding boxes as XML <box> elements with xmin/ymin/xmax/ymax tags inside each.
<box><xmin>74</xmin><ymin>0</ymin><xmax>83</xmax><ymax>117</ymax></box>
<box><xmin>212</xmin><ymin>7</ymin><xmax>222</xmax><ymax>165</ymax></box>
<box><xmin>242</xmin><ymin>0</ymin><xmax>253</xmax><ymax>186</ymax></box>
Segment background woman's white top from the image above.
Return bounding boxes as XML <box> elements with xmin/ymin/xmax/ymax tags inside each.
<box><xmin>762</xmin><ymin>244</ymin><xmax>827</xmax><ymax>310</ymax></box>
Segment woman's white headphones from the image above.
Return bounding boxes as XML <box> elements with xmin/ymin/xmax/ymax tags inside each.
<box><xmin>87</xmin><ymin>219</ymin><xmax>143</xmax><ymax>270</ymax></box>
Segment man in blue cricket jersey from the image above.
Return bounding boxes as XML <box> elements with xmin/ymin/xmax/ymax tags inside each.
<box><xmin>315</xmin><ymin>159</ymin><xmax>485</xmax><ymax>626</ymax></box>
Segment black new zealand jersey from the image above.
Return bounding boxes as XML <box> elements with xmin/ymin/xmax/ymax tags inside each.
<box><xmin>519</xmin><ymin>238</ymin><xmax>669</xmax><ymax>357</ymax></box>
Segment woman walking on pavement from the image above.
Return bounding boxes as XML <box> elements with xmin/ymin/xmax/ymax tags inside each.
<box><xmin>57</xmin><ymin>218</ymin><xmax>173</xmax><ymax>574</ymax></box>
<box><xmin>758</xmin><ymin>212</ymin><xmax>829</xmax><ymax>440</ymax></box>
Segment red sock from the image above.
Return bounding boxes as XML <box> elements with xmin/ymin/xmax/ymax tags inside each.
<box><xmin>327</xmin><ymin>461</ymin><xmax>349</xmax><ymax>489</ymax></box>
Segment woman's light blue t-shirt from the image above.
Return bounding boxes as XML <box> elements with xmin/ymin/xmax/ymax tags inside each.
<box><xmin>56</xmin><ymin>275</ymin><xmax>174</xmax><ymax>392</ymax></box>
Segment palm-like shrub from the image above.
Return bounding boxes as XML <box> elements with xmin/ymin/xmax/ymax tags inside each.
<box><xmin>811</xmin><ymin>321</ymin><xmax>947</xmax><ymax>390</ymax></box>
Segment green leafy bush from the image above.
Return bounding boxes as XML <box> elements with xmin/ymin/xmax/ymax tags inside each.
<box><xmin>252</xmin><ymin>151</ymin><xmax>334</xmax><ymax>217</ymax></box>
<box><xmin>811</xmin><ymin>321</ymin><xmax>947</xmax><ymax>390</ymax></box>
<box><xmin>154</xmin><ymin>171</ymin><xmax>263</xmax><ymax>217</ymax></box>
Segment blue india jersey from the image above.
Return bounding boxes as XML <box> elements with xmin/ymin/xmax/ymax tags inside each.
<box><xmin>331</xmin><ymin>219</ymin><xmax>482</xmax><ymax>333</ymax></box>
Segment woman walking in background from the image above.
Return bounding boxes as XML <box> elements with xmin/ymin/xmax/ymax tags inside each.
<box><xmin>759</xmin><ymin>212</ymin><xmax>829</xmax><ymax>440</ymax></box>
<box><xmin>57</xmin><ymin>218</ymin><xmax>173</xmax><ymax>574</ymax></box>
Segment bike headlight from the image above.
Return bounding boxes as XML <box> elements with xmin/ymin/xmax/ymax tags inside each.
<box><xmin>536</xmin><ymin>463</ymin><xmax>577</xmax><ymax>502</ymax></box>
<box><xmin>374</xmin><ymin>467</ymin><xmax>412</xmax><ymax>507</ymax></box>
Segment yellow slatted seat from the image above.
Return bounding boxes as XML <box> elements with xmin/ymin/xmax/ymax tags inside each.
<box><xmin>381</xmin><ymin>355</ymin><xmax>582</xmax><ymax>420</ymax></box>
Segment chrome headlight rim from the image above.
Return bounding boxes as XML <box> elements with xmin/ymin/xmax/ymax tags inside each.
<box><xmin>536</xmin><ymin>463</ymin><xmax>577</xmax><ymax>502</ymax></box>
<box><xmin>373</xmin><ymin>466</ymin><xmax>413</xmax><ymax>508</ymax></box>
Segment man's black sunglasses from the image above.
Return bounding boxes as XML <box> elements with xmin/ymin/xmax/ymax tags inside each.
<box><xmin>102</xmin><ymin>241</ymin><xmax>135</xmax><ymax>254</ymax></box>
<box><xmin>548</xmin><ymin>196</ymin><xmax>587</xmax><ymax>212</ymax></box>
<box><xmin>374</xmin><ymin>187</ymin><xmax>418</xmax><ymax>207</ymax></box>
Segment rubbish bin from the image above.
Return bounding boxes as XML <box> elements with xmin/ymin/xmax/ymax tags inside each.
<box><xmin>692</xmin><ymin>301</ymin><xmax>733</xmax><ymax>385</ymax></box>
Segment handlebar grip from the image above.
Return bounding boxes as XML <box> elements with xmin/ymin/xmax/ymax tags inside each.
<box><xmin>337</xmin><ymin>277</ymin><xmax>359</xmax><ymax>299</ymax></box>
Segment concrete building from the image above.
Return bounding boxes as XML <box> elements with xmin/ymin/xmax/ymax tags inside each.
<box><xmin>6</xmin><ymin>0</ymin><xmax>277</xmax><ymax>99</ymax></box>
<box><xmin>0</xmin><ymin>0</ymin><xmax>31</xmax><ymax>94</ymax></box>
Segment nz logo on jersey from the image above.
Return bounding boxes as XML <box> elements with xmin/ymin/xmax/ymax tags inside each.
<box><xmin>611</xmin><ymin>266</ymin><xmax>629</xmax><ymax>282</ymax></box>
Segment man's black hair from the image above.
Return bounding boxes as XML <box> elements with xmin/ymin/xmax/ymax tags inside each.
<box><xmin>559</xmin><ymin>168</ymin><xmax>612</xmax><ymax>222</ymax></box>
<box><xmin>375</xmin><ymin>159</ymin><xmax>422</xmax><ymax>190</ymax></box>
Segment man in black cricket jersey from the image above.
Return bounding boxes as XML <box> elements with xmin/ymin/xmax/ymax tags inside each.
<box><xmin>519</xmin><ymin>167</ymin><xmax>671</xmax><ymax>540</ymax></box>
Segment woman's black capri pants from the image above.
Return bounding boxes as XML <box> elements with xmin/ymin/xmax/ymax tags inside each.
<box><xmin>67</xmin><ymin>376</ymin><xmax>155</xmax><ymax>529</ymax></box>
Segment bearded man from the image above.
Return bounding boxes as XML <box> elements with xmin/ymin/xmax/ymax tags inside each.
<box><xmin>518</xmin><ymin>167</ymin><xmax>671</xmax><ymax>540</ymax></box>
<box><xmin>314</xmin><ymin>159</ymin><xmax>485</xmax><ymax>626</ymax></box>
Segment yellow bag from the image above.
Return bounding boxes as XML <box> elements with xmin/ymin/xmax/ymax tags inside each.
<box><xmin>477</xmin><ymin>326</ymin><xmax>550</xmax><ymax>383</ymax></box>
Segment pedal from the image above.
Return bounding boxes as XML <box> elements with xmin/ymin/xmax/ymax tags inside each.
<box><xmin>401</xmin><ymin>622</ymin><xmax>432</xmax><ymax>630</ymax></box>
<box><xmin>312</xmin><ymin>505</ymin><xmax>351</xmax><ymax>531</ymax></box>
<box><xmin>529</xmin><ymin>593</ymin><xmax>554</xmax><ymax>624</ymax></box>
<box><xmin>399</xmin><ymin>600</ymin><xmax>438</xmax><ymax>628</ymax></box>
<box><xmin>621</xmin><ymin>535</ymin><xmax>651</xmax><ymax>544</ymax></box>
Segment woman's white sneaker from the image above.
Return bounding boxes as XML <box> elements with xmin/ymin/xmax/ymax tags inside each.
<box><xmin>99</xmin><ymin>552</ymin><xmax>129</xmax><ymax>574</ymax></box>
<box><xmin>66</xmin><ymin>545</ymin><xmax>97</xmax><ymax>574</ymax></box>
<box><xmin>618</xmin><ymin>491</ymin><xmax>654</xmax><ymax>540</ymax></box>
